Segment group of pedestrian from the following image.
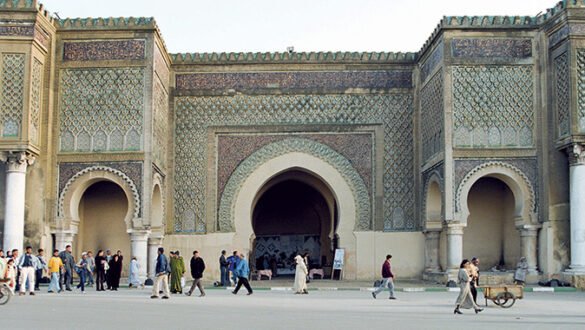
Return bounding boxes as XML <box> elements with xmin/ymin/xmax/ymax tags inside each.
<box><xmin>150</xmin><ymin>248</ymin><xmax>210</xmax><ymax>299</ymax></box>
<box><xmin>0</xmin><ymin>244</ymin><xmax>142</xmax><ymax>296</ymax></box>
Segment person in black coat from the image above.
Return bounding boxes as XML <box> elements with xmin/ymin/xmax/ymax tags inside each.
<box><xmin>94</xmin><ymin>250</ymin><xmax>107</xmax><ymax>291</ymax></box>
<box><xmin>185</xmin><ymin>250</ymin><xmax>205</xmax><ymax>297</ymax></box>
<box><xmin>108</xmin><ymin>255</ymin><xmax>122</xmax><ymax>291</ymax></box>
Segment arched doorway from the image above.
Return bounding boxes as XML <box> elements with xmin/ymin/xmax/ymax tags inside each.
<box><xmin>424</xmin><ymin>177</ymin><xmax>442</xmax><ymax>273</ymax></box>
<box><xmin>463</xmin><ymin>177</ymin><xmax>520</xmax><ymax>270</ymax></box>
<box><xmin>74</xmin><ymin>181</ymin><xmax>131</xmax><ymax>275</ymax></box>
<box><xmin>251</xmin><ymin>170</ymin><xmax>336</xmax><ymax>276</ymax></box>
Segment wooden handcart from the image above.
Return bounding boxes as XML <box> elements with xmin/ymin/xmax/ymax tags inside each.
<box><xmin>481</xmin><ymin>285</ymin><xmax>523</xmax><ymax>308</ymax></box>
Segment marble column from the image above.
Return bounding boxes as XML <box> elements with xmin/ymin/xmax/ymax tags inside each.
<box><xmin>129</xmin><ymin>229</ymin><xmax>151</xmax><ymax>283</ymax></box>
<box><xmin>424</xmin><ymin>230</ymin><xmax>441</xmax><ymax>272</ymax></box>
<box><xmin>54</xmin><ymin>231</ymin><xmax>75</xmax><ymax>252</ymax></box>
<box><xmin>567</xmin><ymin>144</ymin><xmax>585</xmax><ymax>273</ymax></box>
<box><xmin>519</xmin><ymin>225</ymin><xmax>539</xmax><ymax>273</ymax></box>
<box><xmin>1</xmin><ymin>151</ymin><xmax>35</xmax><ymax>252</ymax></box>
<box><xmin>147</xmin><ymin>236</ymin><xmax>164</xmax><ymax>279</ymax></box>
<box><xmin>446</xmin><ymin>224</ymin><xmax>464</xmax><ymax>272</ymax></box>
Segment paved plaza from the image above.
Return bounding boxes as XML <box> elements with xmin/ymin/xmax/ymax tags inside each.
<box><xmin>2</xmin><ymin>286</ymin><xmax>584</xmax><ymax>330</ymax></box>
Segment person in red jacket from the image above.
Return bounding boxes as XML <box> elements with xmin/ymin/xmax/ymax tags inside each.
<box><xmin>372</xmin><ymin>254</ymin><xmax>396</xmax><ymax>300</ymax></box>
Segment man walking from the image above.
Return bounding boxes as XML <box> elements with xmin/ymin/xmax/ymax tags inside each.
<box><xmin>219</xmin><ymin>250</ymin><xmax>228</xmax><ymax>287</ymax></box>
<box><xmin>232</xmin><ymin>253</ymin><xmax>253</xmax><ymax>295</ymax></box>
<box><xmin>470</xmin><ymin>257</ymin><xmax>480</xmax><ymax>304</ymax></box>
<box><xmin>372</xmin><ymin>254</ymin><xmax>396</xmax><ymax>300</ymax></box>
<box><xmin>17</xmin><ymin>246</ymin><xmax>38</xmax><ymax>296</ymax></box>
<box><xmin>85</xmin><ymin>251</ymin><xmax>95</xmax><ymax>287</ymax></box>
<box><xmin>35</xmin><ymin>248</ymin><xmax>47</xmax><ymax>291</ymax></box>
<box><xmin>151</xmin><ymin>247</ymin><xmax>171</xmax><ymax>299</ymax></box>
<box><xmin>186</xmin><ymin>250</ymin><xmax>206</xmax><ymax>297</ymax></box>
<box><xmin>59</xmin><ymin>245</ymin><xmax>75</xmax><ymax>292</ymax></box>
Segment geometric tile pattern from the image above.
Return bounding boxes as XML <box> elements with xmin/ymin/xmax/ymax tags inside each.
<box><xmin>59</xmin><ymin>67</ymin><xmax>144</xmax><ymax>152</ymax></box>
<box><xmin>577</xmin><ymin>49</ymin><xmax>585</xmax><ymax>132</ymax></box>
<box><xmin>452</xmin><ymin>66</ymin><xmax>534</xmax><ymax>148</ymax></box>
<box><xmin>29</xmin><ymin>58</ymin><xmax>43</xmax><ymax>145</ymax></box>
<box><xmin>152</xmin><ymin>78</ymin><xmax>168</xmax><ymax>169</ymax></box>
<box><xmin>555</xmin><ymin>52</ymin><xmax>570</xmax><ymax>137</ymax></box>
<box><xmin>0</xmin><ymin>53</ymin><xmax>25</xmax><ymax>138</ymax></box>
<box><xmin>174</xmin><ymin>93</ymin><xmax>414</xmax><ymax>233</ymax></box>
<box><xmin>420</xmin><ymin>70</ymin><xmax>443</xmax><ymax>161</ymax></box>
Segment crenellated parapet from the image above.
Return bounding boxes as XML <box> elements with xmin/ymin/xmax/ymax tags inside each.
<box><xmin>170</xmin><ymin>51</ymin><xmax>415</xmax><ymax>65</ymax></box>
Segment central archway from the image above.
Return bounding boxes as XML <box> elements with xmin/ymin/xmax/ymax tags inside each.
<box><xmin>251</xmin><ymin>170</ymin><xmax>337</xmax><ymax>276</ymax></box>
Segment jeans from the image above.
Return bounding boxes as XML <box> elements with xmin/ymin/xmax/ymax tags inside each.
<box><xmin>60</xmin><ymin>269</ymin><xmax>72</xmax><ymax>290</ymax></box>
<box><xmin>230</xmin><ymin>270</ymin><xmax>237</xmax><ymax>286</ymax></box>
<box><xmin>220</xmin><ymin>266</ymin><xmax>227</xmax><ymax>286</ymax></box>
<box><xmin>76</xmin><ymin>269</ymin><xmax>86</xmax><ymax>291</ymax></box>
<box><xmin>85</xmin><ymin>269</ymin><xmax>94</xmax><ymax>285</ymax></box>
<box><xmin>373</xmin><ymin>277</ymin><xmax>395</xmax><ymax>298</ymax></box>
<box><xmin>35</xmin><ymin>269</ymin><xmax>43</xmax><ymax>290</ymax></box>
<box><xmin>48</xmin><ymin>272</ymin><xmax>60</xmax><ymax>292</ymax></box>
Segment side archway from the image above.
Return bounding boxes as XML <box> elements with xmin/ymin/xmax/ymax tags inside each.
<box><xmin>58</xmin><ymin>166</ymin><xmax>141</xmax><ymax>232</ymax></box>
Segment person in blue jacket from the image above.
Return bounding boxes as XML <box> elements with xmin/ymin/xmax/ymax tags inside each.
<box><xmin>232</xmin><ymin>253</ymin><xmax>253</xmax><ymax>295</ymax></box>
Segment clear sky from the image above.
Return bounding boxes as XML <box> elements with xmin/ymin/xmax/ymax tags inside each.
<box><xmin>41</xmin><ymin>0</ymin><xmax>557</xmax><ymax>53</ymax></box>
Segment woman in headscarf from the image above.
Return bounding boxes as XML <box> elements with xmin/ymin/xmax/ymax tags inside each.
<box><xmin>108</xmin><ymin>254</ymin><xmax>122</xmax><ymax>291</ymax></box>
<box><xmin>293</xmin><ymin>255</ymin><xmax>308</xmax><ymax>294</ymax></box>
<box><xmin>170</xmin><ymin>251</ymin><xmax>185</xmax><ymax>294</ymax></box>
<box><xmin>454</xmin><ymin>259</ymin><xmax>483</xmax><ymax>314</ymax></box>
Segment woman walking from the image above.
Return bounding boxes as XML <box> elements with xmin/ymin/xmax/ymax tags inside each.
<box><xmin>454</xmin><ymin>259</ymin><xmax>483</xmax><ymax>314</ymax></box>
<box><xmin>293</xmin><ymin>255</ymin><xmax>308</xmax><ymax>294</ymax></box>
<box><xmin>95</xmin><ymin>250</ymin><xmax>106</xmax><ymax>291</ymax></box>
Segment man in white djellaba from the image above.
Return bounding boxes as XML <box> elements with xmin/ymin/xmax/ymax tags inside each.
<box><xmin>293</xmin><ymin>255</ymin><xmax>308</xmax><ymax>294</ymax></box>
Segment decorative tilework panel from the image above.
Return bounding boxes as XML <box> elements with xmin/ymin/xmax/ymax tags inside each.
<box><xmin>154</xmin><ymin>46</ymin><xmax>169</xmax><ymax>87</ymax></box>
<box><xmin>59</xmin><ymin>67</ymin><xmax>144</xmax><ymax>152</ymax></box>
<box><xmin>29</xmin><ymin>58</ymin><xmax>43</xmax><ymax>145</ymax></box>
<box><xmin>33</xmin><ymin>26</ymin><xmax>50</xmax><ymax>49</ymax></box>
<box><xmin>153</xmin><ymin>79</ymin><xmax>168</xmax><ymax>169</ymax></box>
<box><xmin>420</xmin><ymin>43</ymin><xmax>443</xmax><ymax>83</ymax></box>
<box><xmin>174</xmin><ymin>93</ymin><xmax>415</xmax><ymax>233</ymax></box>
<box><xmin>0</xmin><ymin>25</ymin><xmax>34</xmax><ymax>36</ymax></box>
<box><xmin>58</xmin><ymin>161</ymin><xmax>143</xmax><ymax>216</ymax></box>
<box><xmin>0</xmin><ymin>53</ymin><xmax>25</xmax><ymax>138</ymax></box>
<box><xmin>452</xmin><ymin>66</ymin><xmax>534</xmax><ymax>147</ymax></box>
<box><xmin>176</xmin><ymin>70</ymin><xmax>413</xmax><ymax>91</ymax></box>
<box><xmin>555</xmin><ymin>53</ymin><xmax>570</xmax><ymax>137</ymax></box>
<box><xmin>217</xmin><ymin>133</ymin><xmax>373</xmax><ymax>198</ymax></box>
<box><xmin>452</xmin><ymin>39</ymin><xmax>532</xmax><ymax>58</ymax></box>
<box><xmin>63</xmin><ymin>40</ymin><xmax>145</xmax><ymax>61</ymax></box>
<box><xmin>420</xmin><ymin>70</ymin><xmax>443</xmax><ymax>161</ymax></box>
<box><xmin>577</xmin><ymin>49</ymin><xmax>585</xmax><ymax>132</ymax></box>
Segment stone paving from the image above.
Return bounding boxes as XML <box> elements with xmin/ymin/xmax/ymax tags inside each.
<box><xmin>2</xmin><ymin>284</ymin><xmax>584</xmax><ymax>330</ymax></box>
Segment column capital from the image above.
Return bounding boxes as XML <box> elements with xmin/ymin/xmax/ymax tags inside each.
<box><xmin>0</xmin><ymin>151</ymin><xmax>35</xmax><ymax>172</ymax></box>
<box><xmin>148</xmin><ymin>236</ymin><xmax>164</xmax><ymax>246</ymax></box>
<box><xmin>128</xmin><ymin>229</ymin><xmax>151</xmax><ymax>241</ymax></box>
<box><xmin>446</xmin><ymin>223</ymin><xmax>464</xmax><ymax>235</ymax></box>
<box><xmin>567</xmin><ymin>143</ymin><xmax>585</xmax><ymax>166</ymax></box>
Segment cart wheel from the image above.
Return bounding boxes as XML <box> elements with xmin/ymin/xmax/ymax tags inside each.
<box><xmin>0</xmin><ymin>286</ymin><xmax>11</xmax><ymax>305</ymax></box>
<box><xmin>495</xmin><ymin>292</ymin><xmax>515</xmax><ymax>308</ymax></box>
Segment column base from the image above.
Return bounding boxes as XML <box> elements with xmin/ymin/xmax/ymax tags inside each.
<box><xmin>422</xmin><ymin>271</ymin><xmax>448</xmax><ymax>284</ymax></box>
<box><xmin>561</xmin><ymin>271</ymin><xmax>585</xmax><ymax>289</ymax></box>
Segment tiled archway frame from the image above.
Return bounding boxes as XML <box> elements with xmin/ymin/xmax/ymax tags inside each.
<box><xmin>218</xmin><ymin>138</ymin><xmax>372</xmax><ymax>232</ymax></box>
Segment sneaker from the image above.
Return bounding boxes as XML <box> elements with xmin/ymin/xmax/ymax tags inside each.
<box><xmin>199</xmin><ymin>294</ymin><xmax>206</xmax><ymax>297</ymax></box>
<box><xmin>161</xmin><ymin>296</ymin><xmax>169</xmax><ymax>299</ymax></box>
<box><xmin>389</xmin><ymin>296</ymin><xmax>396</xmax><ymax>300</ymax></box>
<box><xmin>372</xmin><ymin>292</ymin><xmax>376</xmax><ymax>299</ymax></box>
<box><xmin>185</xmin><ymin>292</ymin><xmax>191</xmax><ymax>296</ymax></box>
<box><xmin>29</xmin><ymin>292</ymin><xmax>35</xmax><ymax>296</ymax></box>
<box><xmin>231</xmin><ymin>291</ymin><xmax>237</xmax><ymax>295</ymax></box>
<box><xmin>48</xmin><ymin>290</ymin><xmax>53</xmax><ymax>293</ymax></box>
<box><xmin>82</xmin><ymin>291</ymin><xmax>86</xmax><ymax>294</ymax></box>
<box><xmin>246</xmin><ymin>292</ymin><xmax>253</xmax><ymax>295</ymax></box>
<box><xmin>19</xmin><ymin>292</ymin><xmax>25</xmax><ymax>296</ymax></box>
<box><xmin>150</xmin><ymin>295</ymin><xmax>159</xmax><ymax>299</ymax></box>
